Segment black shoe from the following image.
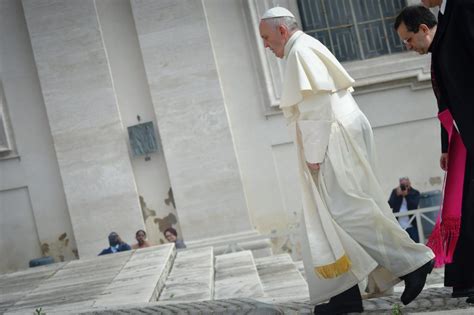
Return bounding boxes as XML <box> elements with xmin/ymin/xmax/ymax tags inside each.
<box><xmin>452</xmin><ymin>287</ymin><xmax>474</xmax><ymax>298</ymax></box>
<box><xmin>467</xmin><ymin>296</ymin><xmax>474</xmax><ymax>304</ymax></box>
<box><xmin>313</xmin><ymin>285</ymin><xmax>363</xmax><ymax>314</ymax></box>
<box><xmin>399</xmin><ymin>259</ymin><xmax>435</xmax><ymax>305</ymax></box>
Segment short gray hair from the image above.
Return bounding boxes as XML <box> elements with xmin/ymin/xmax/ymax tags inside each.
<box><xmin>263</xmin><ymin>16</ymin><xmax>299</xmax><ymax>32</ymax></box>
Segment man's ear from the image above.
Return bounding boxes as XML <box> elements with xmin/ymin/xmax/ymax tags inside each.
<box><xmin>278</xmin><ymin>24</ymin><xmax>288</xmax><ymax>37</ymax></box>
<box><xmin>419</xmin><ymin>23</ymin><xmax>430</xmax><ymax>33</ymax></box>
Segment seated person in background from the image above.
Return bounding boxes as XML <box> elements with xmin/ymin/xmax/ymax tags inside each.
<box><xmin>164</xmin><ymin>227</ymin><xmax>186</xmax><ymax>249</ymax></box>
<box><xmin>98</xmin><ymin>232</ymin><xmax>131</xmax><ymax>255</ymax></box>
<box><xmin>132</xmin><ymin>229</ymin><xmax>151</xmax><ymax>249</ymax></box>
<box><xmin>388</xmin><ymin>177</ymin><xmax>421</xmax><ymax>242</ymax></box>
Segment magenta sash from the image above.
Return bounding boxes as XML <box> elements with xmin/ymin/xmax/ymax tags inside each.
<box><xmin>427</xmin><ymin>109</ymin><xmax>466</xmax><ymax>267</ymax></box>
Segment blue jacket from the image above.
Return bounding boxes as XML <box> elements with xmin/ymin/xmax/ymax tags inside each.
<box><xmin>98</xmin><ymin>243</ymin><xmax>131</xmax><ymax>256</ymax></box>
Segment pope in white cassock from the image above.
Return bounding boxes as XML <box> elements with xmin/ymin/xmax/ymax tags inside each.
<box><xmin>258</xmin><ymin>7</ymin><xmax>435</xmax><ymax>314</ymax></box>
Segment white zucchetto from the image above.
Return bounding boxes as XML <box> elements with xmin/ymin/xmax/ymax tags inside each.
<box><xmin>261</xmin><ymin>7</ymin><xmax>295</xmax><ymax>20</ymax></box>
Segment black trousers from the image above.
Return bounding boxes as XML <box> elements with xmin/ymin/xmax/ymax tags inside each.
<box><xmin>445</xmin><ymin>153</ymin><xmax>474</xmax><ymax>288</ymax></box>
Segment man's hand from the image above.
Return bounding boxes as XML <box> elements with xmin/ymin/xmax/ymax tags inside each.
<box><xmin>396</xmin><ymin>187</ymin><xmax>402</xmax><ymax>196</ymax></box>
<box><xmin>306</xmin><ymin>162</ymin><xmax>320</xmax><ymax>171</ymax></box>
<box><xmin>396</xmin><ymin>187</ymin><xmax>408</xmax><ymax>197</ymax></box>
<box><xmin>440</xmin><ymin>153</ymin><xmax>448</xmax><ymax>171</ymax></box>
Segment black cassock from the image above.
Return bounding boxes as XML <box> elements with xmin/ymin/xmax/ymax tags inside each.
<box><xmin>430</xmin><ymin>0</ymin><xmax>474</xmax><ymax>289</ymax></box>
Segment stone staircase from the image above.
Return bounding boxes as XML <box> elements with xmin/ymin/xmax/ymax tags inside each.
<box><xmin>4</xmin><ymin>244</ymin><xmax>470</xmax><ymax>314</ymax></box>
<box><xmin>1</xmin><ymin>244</ymin><xmax>308</xmax><ymax>314</ymax></box>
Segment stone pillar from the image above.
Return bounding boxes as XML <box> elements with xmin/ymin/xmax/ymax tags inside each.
<box><xmin>130</xmin><ymin>0</ymin><xmax>252</xmax><ymax>240</ymax></box>
<box><xmin>22</xmin><ymin>0</ymin><xmax>144</xmax><ymax>257</ymax></box>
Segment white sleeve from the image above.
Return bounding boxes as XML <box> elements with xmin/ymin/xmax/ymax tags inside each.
<box><xmin>297</xmin><ymin>92</ymin><xmax>334</xmax><ymax>164</ymax></box>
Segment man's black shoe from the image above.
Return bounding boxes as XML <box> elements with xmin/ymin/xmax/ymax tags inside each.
<box><xmin>400</xmin><ymin>259</ymin><xmax>435</xmax><ymax>305</ymax></box>
<box><xmin>466</xmin><ymin>295</ymin><xmax>474</xmax><ymax>304</ymax></box>
<box><xmin>452</xmin><ymin>286</ymin><xmax>474</xmax><ymax>298</ymax></box>
<box><xmin>313</xmin><ymin>285</ymin><xmax>363</xmax><ymax>314</ymax></box>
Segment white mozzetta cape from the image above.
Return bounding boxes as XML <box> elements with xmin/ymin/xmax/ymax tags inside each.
<box><xmin>280</xmin><ymin>31</ymin><xmax>354</xmax><ymax>109</ymax></box>
<box><xmin>281</xmin><ymin>31</ymin><xmax>355</xmax><ymax>164</ymax></box>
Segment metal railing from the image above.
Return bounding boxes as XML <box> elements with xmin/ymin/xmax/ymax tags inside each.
<box><xmin>393</xmin><ymin>206</ymin><xmax>440</xmax><ymax>243</ymax></box>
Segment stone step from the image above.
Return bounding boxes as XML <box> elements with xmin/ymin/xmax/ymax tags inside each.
<box><xmin>158</xmin><ymin>247</ymin><xmax>214</xmax><ymax>302</ymax></box>
<box><xmin>93</xmin><ymin>243</ymin><xmax>176</xmax><ymax>307</ymax></box>
<box><xmin>255</xmin><ymin>254</ymin><xmax>309</xmax><ymax>303</ymax></box>
<box><xmin>5</xmin><ymin>244</ymin><xmax>176</xmax><ymax>314</ymax></box>
<box><xmin>214</xmin><ymin>250</ymin><xmax>264</xmax><ymax>300</ymax></box>
<box><xmin>5</xmin><ymin>251</ymin><xmax>133</xmax><ymax>314</ymax></box>
<box><xmin>0</xmin><ymin>262</ymin><xmax>66</xmax><ymax>314</ymax></box>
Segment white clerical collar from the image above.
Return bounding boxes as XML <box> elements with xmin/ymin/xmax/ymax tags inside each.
<box><xmin>284</xmin><ymin>30</ymin><xmax>303</xmax><ymax>58</ymax></box>
<box><xmin>440</xmin><ymin>0</ymin><xmax>447</xmax><ymax>14</ymax></box>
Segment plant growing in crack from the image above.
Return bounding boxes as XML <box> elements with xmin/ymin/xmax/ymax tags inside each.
<box><xmin>34</xmin><ymin>307</ymin><xmax>46</xmax><ymax>315</ymax></box>
<box><xmin>391</xmin><ymin>303</ymin><xmax>402</xmax><ymax>315</ymax></box>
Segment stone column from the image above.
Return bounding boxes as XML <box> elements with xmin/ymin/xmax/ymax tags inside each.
<box><xmin>130</xmin><ymin>0</ymin><xmax>253</xmax><ymax>241</ymax></box>
<box><xmin>22</xmin><ymin>0</ymin><xmax>144</xmax><ymax>257</ymax></box>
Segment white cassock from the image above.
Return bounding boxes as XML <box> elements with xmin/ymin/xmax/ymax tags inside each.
<box><xmin>280</xmin><ymin>31</ymin><xmax>435</xmax><ymax>304</ymax></box>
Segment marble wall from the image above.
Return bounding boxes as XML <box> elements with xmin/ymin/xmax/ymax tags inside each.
<box><xmin>0</xmin><ymin>0</ymin><xmax>77</xmax><ymax>273</ymax></box>
<box><xmin>22</xmin><ymin>0</ymin><xmax>145</xmax><ymax>257</ymax></box>
<box><xmin>94</xmin><ymin>0</ymin><xmax>180</xmax><ymax>248</ymax></box>
<box><xmin>131</xmin><ymin>0</ymin><xmax>253</xmax><ymax>240</ymax></box>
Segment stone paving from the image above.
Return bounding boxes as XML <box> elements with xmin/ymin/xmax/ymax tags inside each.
<box><xmin>75</xmin><ymin>287</ymin><xmax>474</xmax><ymax>314</ymax></box>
